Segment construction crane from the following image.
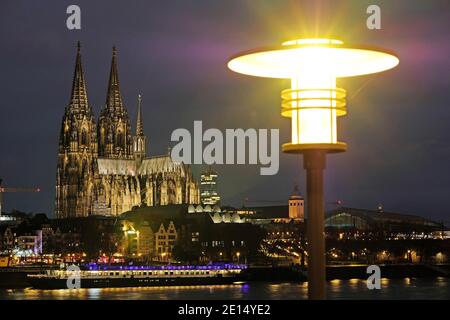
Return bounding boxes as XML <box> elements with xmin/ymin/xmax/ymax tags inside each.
<box><xmin>0</xmin><ymin>179</ymin><xmax>40</xmax><ymax>216</ymax></box>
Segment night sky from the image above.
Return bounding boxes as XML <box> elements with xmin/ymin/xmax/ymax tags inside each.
<box><xmin>0</xmin><ymin>1</ymin><xmax>449</xmax><ymax>221</ymax></box>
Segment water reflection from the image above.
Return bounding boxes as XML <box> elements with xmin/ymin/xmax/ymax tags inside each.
<box><xmin>1</xmin><ymin>278</ymin><xmax>449</xmax><ymax>300</ymax></box>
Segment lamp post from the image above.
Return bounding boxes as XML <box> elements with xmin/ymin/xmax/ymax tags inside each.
<box><xmin>228</xmin><ymin>38</ymin><xmax>399</xmax><ymax>299</ymax></box>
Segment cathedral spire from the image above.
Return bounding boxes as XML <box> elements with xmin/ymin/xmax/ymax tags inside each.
<box><xmin>136</xmin><ymin>94</ymin><xmax>144</xmax><ymax>136</ymax></box>
<box><xmin>69</xmin><ymin>41</ymin><xmax>89</xmax><ymax>112</ymax></box>
<box><xmin>106</xmin><ymin>45</ymin><xmax>124</xmax><ymax>111</ymax></box>
<box><xmin>99</xmin><ymin>45</ymin><xmax>133</xmax><ymax>159</ymax></box>
<box><xmin>57</xmin><ymin>42</ymin><xmax>98</xmax><ymax>218</ymax></box>
<box><xmin>133</xmin><ymin>93</ymin><xmax>147</xmax><ymax>163</ymax></box>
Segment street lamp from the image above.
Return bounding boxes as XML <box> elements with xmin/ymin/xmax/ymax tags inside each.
<box><xmin>228</xmin><ymin>38</ymin><xmax>399</xmax><ymax>299</ymax></box>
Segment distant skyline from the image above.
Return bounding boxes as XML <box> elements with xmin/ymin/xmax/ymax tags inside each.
<box><xmin>0</xmin><ymin>1</ymin><xmax>449</xmax><ymax>221</ymax></box>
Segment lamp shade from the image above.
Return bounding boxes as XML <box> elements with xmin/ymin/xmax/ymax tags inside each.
<box><xmin>228</xmin><ymin>38</ymin><xmax>399</xmax><ymax>153</ymax></box>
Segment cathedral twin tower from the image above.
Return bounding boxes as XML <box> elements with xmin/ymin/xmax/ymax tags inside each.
<box><xmin>56</xmin><ymin>42</ymin><xmax>199</xmax><ymax>218</ymax></box>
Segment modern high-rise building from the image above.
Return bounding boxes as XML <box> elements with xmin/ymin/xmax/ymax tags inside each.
<box><xmin>200</xmin><ymin>167</ymin><xmax>221</xmax><ymax>206</ymax></box>
<box><xmin>55</xmin><ymin>43</ymin><xmax>200</xmax><ymax>218</ymax></box>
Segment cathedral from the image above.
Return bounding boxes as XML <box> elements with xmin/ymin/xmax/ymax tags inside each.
<box><xmin>55</xmin><ymin>42</ymin><xmax>200</xmax><ymax>218</ymax></box>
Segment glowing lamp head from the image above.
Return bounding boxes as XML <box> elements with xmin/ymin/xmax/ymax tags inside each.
<box><xmin>228</xmin><ymin>38</ymin><xmax>399</xmax><ymax>153</ymax></box>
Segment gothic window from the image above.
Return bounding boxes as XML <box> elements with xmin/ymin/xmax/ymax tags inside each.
<box><xmin>81</xmin><ymin>128</ymin><xmax>88</xmax><ymax>146</ymax></box>
<box><xmin>64</xmin><ymin>122</ymin><xmax>70</xmax><ymax>144</ymax></box>
<box><xmin>117</xmin><ymin>130</ymin><xmax>124</xmax><ymax>149</ymax></box>
<box><xmin>100</xmin><ymin>127</ymin><xmax>105</xmax><ymax>146</ymax></box>
<box><xmin>168</xmin><ymin>179</ymin><xmax>176</xmax><ymax>204</ymax></box>
<box><xmin>81</xmin><ymin>159</ymin><xmax>88</xmax><ymax>177</ymax></box>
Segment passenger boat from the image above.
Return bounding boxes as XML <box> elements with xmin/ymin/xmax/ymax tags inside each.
<box><xmin>27</xmin><ymin>263</ymin><xmax>247</xmax><ymax>289</ymax></box>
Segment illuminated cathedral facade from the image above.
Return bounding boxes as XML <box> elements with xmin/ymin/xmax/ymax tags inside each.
<box><xmin>55</xmin><ymin>43</ymin><xmax>200</xmax><ymax>218</ymax></box>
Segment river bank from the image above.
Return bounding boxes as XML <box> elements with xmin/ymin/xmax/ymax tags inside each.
<box><xmin>243</xmin><ymin>264</ymin><xmax>450</xmax><ymax>282</ymax></box>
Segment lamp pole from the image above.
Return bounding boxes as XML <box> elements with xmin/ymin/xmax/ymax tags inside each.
<box><xmin>304</xmin><ymin>149</ymin><xmax>326</xmax><ymax>299</ymax></box>
<box><xmin>228</xmin><ymin>37</ymin><xmax>399</xmax><ymax>299</ymax></box>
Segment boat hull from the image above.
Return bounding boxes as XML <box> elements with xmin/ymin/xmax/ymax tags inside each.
<box><xmin>28</xmin><ymin>275</ymin><xmax>244</xmax><ymax>290</ymax></box>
